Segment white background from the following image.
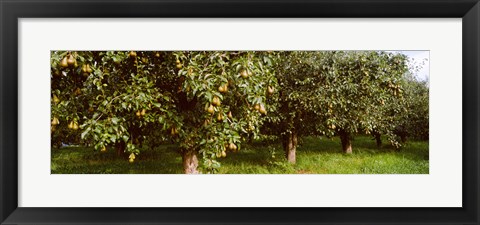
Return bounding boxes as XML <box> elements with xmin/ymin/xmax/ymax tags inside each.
<box><xmin>18</xmin><ymin>19</ymin><xmax>462</xmax><ymax>207</ymax></box>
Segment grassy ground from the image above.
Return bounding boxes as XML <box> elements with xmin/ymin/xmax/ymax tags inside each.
<box><xmin>51</xmin><ymin>136</ymin><xmax>429</xmax><ymax>174</ymax></box>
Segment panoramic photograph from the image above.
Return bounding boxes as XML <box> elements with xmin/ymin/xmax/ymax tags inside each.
<box><xmin>50</xmin><ymin>51</ymin><xmax>429</xmax><ymax>174</ymax></box>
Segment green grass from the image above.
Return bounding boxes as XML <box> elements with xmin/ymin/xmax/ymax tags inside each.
<box><xmin>51</xmin><ymin>136</ymin><xmax>429</xmax><ymax>174</ymax></box>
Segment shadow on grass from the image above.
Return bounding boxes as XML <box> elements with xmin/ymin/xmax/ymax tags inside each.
<box><xmin>52</xmin><ymin>144</ymin><xmax>183</xmax><ymax>174</ymax></box>
<box><xmin>51</xmin><ymin>135</ymin><xmax>429</xmax><ymax>174</ymax></box>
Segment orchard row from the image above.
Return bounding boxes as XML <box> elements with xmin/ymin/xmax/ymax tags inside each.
<box><xmin>51</xmin><ymin>51</ymin><xmax>428</xmax><ymax>173</ymax></box>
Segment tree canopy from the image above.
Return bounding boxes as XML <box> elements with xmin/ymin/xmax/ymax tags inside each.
<box><xmin>51</xmin><ymin>50</ymin><xmax>428</xmax><ymax>173</ymax></box>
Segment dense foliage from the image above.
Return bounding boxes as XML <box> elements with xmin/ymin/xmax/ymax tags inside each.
<box><xmin>51</xmin><ymin>51</ymin><xmax>428</xmax><ymax>173</ymax></box>
<box><xmin>266</xmin><ymin>51</ymin><xmax>411</xmax><ymax>162</ymax></box>
<box><xmin>51</xmin><ymin>51</ymin><xmax>277</xmax><ymax>173</ymax></box>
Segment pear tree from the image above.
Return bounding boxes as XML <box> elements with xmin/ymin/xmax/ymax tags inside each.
<box><xmin>266</xmin><ymin>51</ymin><xmax>329</xmax><ymax>163</ymax></box>
<box><xmin>264</xmin><ymin>51</ymin><xmax>410</xmax><ymax>160</ymax></box>
<box><xmin>51</xmin><ymin>51</ymin><xmax>277</xmax><ymax>173</ymax></box>
<box><xmin>393</xmin><ymin>75</ymin><xmax>429</xmax><ymax>142</ymax></box>
<box><xmin>319</xmin><ymin>51</ymin><xmax>410</xmax><ymax>153</ymax></box>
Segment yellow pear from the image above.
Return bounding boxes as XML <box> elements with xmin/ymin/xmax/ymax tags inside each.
<box><xmin>60</xmin><ymin>57</ymin><xmax>68</xmax><ymax>68</ymax></box>
<box><xmin>86</xmin><ymin>64</ymin><xmax>93</xmax><ymax>73</ymax></box>
<box><xmin>267</xmin><ymin>86</ymin><xmax>275</xmax><ymax>95</ymax></box>
<box><xmin>129</xmin><ymin>153</ymin><xmax>136</xmax><ymax>162</ymax></box>
<box><xmin>51</xmin><ymin>117</ymin><xmax>59</xmax><ymax>125</ymax></box>
<box><xmin>67</xmin><ymin>55</ymin><xmax>75</xmax><ymax>66</ymax></box>
<box><xmin>72</xmin><ymin>121</ymin><xmax>79</xmax><ymax>130</ymax></box>
<box><xmin>259</xmin><ymin>104</ymin><xmax>267</xmax><ymax>115</ymax></box>
<box><xmin>53</xmin><ymin>95</ymin><xmax>60</xmax><ymax>104</ymax></box>
<box><xmin>217</xmin><ymin>113</ymin><xmax>223</xmax><ymax>122</ymax></box>
<box><xmin>241</xmin><ymin>70</ymin><xmax>248</xmax><ymax>78</ymax></box>
<box><xmin>212</xmin><ymin>96</ymin><xmax>221</xmax><ymax>106</ymax></box>
<box><xmin>229</xmin><ymin>143</ymin><xmax>237</xmax><ymax>151</ymax></box>
<box><xmin>207</xmin><ymin>105</ymin><xmax>214</xmax><ymax>114</ymax></box>
<box><xmin>82</xmin><ymin>64</ymin><xmax>88</xmax><ymax>73</ymax></box>
<box><xmin>218</xmin><ymin>84</ymin><xmax>228</xmax><ymax>93</ymax></box>
<box><xmin>129</xmin><ymin>51</ymin><xmax>137</xmax><ymax>58</ymax></box>
<box><xmin>170</xmin><ymin>127</ymin><xmax>175</xmax><ymax>136</ymax></box>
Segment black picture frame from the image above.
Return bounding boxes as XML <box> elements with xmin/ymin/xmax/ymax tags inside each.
<box><xmin>1</xmin><ymin>0</ymin><xmax>479</xmax><ymax>224</ymax></box>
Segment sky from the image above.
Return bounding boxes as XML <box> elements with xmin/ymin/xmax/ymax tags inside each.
<box><xmin>388</xmin><ymin>51</ymin><xmax>430</xmax><ymax>82</ymax></box>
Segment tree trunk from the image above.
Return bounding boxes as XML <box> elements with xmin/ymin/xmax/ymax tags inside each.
<box><xmin>340</xmin><ymin>131</ymin><xmax>352</xmax><ymax>154</ymax></box>
<box><xmin>375</xmin><ymin>133</ymin><xmax>382</xmax><ymax>148</ymax></box>
<box><xmin>182</xmin><ymin>151</ymin><xmax>199</xmax><ymax>174</ymax></box>
<box><xmin>116</xmin><ymin>142</ymin><xmax>125</xmax><ymax>156</ymax></box>
<box><xmin>400</xmin><ymin>134</ymin><xmax>407</xmax><ymax>143</ymax></box>
<box><xmin>283</xmin><ymin>131</ymin><xmax>297</xmax><ymax>164</ymax></box>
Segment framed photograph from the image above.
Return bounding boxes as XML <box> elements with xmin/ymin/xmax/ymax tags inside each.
<box><xmin>1</xmin><ymin>0</ymin><xmax>479</xmax><ymax>224</ymax></box>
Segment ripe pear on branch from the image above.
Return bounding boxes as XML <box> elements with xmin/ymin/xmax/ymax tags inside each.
<box><xmin>51</xmin><ymin>117</ymin><xmax>60</xmax><ymax>126</ymax></box>
<box><xmin>212</xmin><ymin>96</ymin><xmax>221</xmax><ymax>106</ymax></box>
<box><xmin>206</xmin><ymin>105</ymin><xmax>215</xmax><ymax>114</ymax></box>
<box><xmin>218</xmin><ymin>84</ymin><xmax>228</xmax><ymax>93</ymax></box>
<box><xmin>60</xmin><ymin>56</ymin><xmax>69</xmax><ymax>68</ymax></box>
<box><xmin>229</xmin><ymin>143</ymin><xmax>238</xmax><ymax>151</ymax></box>
<box><xmin>67</xmin><ymin>54</ymin><xmax>75</xmax><ymax>66</ymax></box>
<box><xmin>259</xmin><ymin>104</ymin><xmax>267</xmax><ymax>115</ymax></box>
<box><xmin>267</xmin><ymin>86</ymin><xmax>275</xmax><ymax>95</ymax></box>
<box><xmin>129</xmin><ymin>153</ymin><xmax>136</xmax><ymax>163</ymax></box>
